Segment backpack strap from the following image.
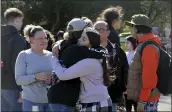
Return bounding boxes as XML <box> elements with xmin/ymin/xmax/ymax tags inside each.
<box><xmin>139</xmin><ymin>41</ymin><xmax>160</xmax><ymax>57</ymax></box>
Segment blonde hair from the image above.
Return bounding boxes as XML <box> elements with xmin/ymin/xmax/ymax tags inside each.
<box><xmin>23</xmin><ymin>24</ymin><xmax>44</xmax><ymax>41</ymax></box>
<box><xmin>63</xmin><ymin>32</ymin><xmax>70</xmax><ymax>40</ymax></box>
<box><xmin>23</xmin><ymin>24</ymin><xmax>34</xmax><ymax>41</ymax></box>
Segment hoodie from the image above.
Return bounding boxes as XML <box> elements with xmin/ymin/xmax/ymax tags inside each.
<box><xmin>1</xmin><ymin>25</ymin><xmax>26</xmax><ymax>90</ymax></box>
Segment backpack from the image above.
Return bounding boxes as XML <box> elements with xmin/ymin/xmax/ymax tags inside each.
<box><xmin>139</xmin><ymin>41</ymin><xmax>172</xmax><ymax>96</ymax></box>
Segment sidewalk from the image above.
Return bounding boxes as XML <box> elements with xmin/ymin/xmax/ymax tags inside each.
<box><xmin>158</xmin><ymin>95</ymin><xmax>171</xmax><ymax>111</ymax></box>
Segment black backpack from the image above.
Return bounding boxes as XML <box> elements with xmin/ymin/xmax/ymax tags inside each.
<box><xmin>139</xmin><ymin>41</ymin><xmax>172</xmax><ymax>96</ymax></box>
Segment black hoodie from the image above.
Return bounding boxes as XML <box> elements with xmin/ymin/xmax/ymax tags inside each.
<box><xmin>1</xmin><ymin>25</ymin><xmax>26</xmax><ymax>90</ymax></box>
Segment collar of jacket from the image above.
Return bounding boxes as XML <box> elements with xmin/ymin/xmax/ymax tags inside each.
<box><xmin>138</xmin><ymin>32</ymin><xmax>157</xmax><ymax>43</ymax></box>
<box><xmin>2</xmin><ymin>25</ymin><xmax>18</xmax><ymax>37</ymax></box>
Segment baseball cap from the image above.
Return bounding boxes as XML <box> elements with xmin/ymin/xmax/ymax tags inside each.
<box><xmin>66</xmin><ymin>18</ymin><xmax>87</xmax><ymax>32</ymax></box>
<box><xmin>125</xmin><ymin>14</ymin><xmax>151</xmax><ymax>27</ymax></box>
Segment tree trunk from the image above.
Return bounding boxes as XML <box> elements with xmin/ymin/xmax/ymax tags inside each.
<box><xmin>147</xmin><ymin>0</ymin><xmax>154</xmax><ymax>19</ymax></box>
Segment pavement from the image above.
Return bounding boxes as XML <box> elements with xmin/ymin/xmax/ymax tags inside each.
<box><xmin>158</xmin><ymin>95</ymin><xmax>171</xmax><ymax>111</ymax></box>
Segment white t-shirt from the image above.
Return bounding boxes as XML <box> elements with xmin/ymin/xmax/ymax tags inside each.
<box><xmin>126</xmin><ymin>51</ymin><xmax>134</xmax><ymax>65</ymax></box>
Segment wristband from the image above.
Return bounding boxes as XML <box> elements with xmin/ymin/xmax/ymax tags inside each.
<box><xmin>34</xmin><ymin>74</ymin><xmax>37</xmax><ymax>80</ymax></box>
<box><xmin>139</xmin><ymin>101</ymin><xmax>147</xmax><ymax>104</ymax></box>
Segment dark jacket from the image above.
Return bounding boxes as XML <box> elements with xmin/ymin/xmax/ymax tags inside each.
<box><xmin>107</xmin><ymin>26</ymin><xmax>121</xmax><ymax>48</ymax></box>
<box><xmin>1</xmin><ymin>25</ymin><xmax>26</xmax><ymax>90</ymax></box>
<box><xmin>106</xmin><ymin>26</ymin><xmax>129</xmax><ymax>103</ymax></box>
<box><xmin>48</xmin><ymin>40</ymin><xmax>105</xmax><ymax>106</ymax></box>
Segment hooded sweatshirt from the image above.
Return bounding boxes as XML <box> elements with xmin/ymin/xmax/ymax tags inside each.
<box><xmin>1</xmin><ymin>25</ymin><xmax>26</xmax><ymax>90</ymax></box>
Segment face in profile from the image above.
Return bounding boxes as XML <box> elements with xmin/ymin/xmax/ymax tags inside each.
<box><xmin>125</xmin><ymin>41</ymin><xmax>133</xmax><ymax>51</ymax></box>
<box><xmin>14</xmin><ymin>17</ymin><xmax>23</xmax><ymax>31</ymax></box>
<box><xmin>30</xmin><ymin>31</ymin><xmax>48</xmax><ymax>50</ymax></box>
<box><xmin>78</xmin><ymin>31</ymin><xmax>91</xmax><ymax>48</ymax></box>
<box><xmin>131</xmin><ymin>25</ymin><xmax>137</xmax><ymax>39</ymax></box>
<box><xmin>94</xmin><ymin>24</ymin><xmax>109</xmax><ymax>44</ymax></box>
<box><xmin>112</xmin><ymin>17</ymin><xmax>121</xmax><ymax>30</ymax></box>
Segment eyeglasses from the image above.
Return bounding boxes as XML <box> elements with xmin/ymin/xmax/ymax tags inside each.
<box><xmin>34</xmin><ymin>37</ymin><xmax>49</xmax><ymax>41</ymax></box>
<box><xmin>95</xmin><ymin>28</ymin><xmax>109</xmax><ymax>33</ymax></box>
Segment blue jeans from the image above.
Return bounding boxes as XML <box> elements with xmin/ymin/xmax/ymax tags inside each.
<box><xmin>145</xmin><ymin>100</ymin><xmax>159</xmax><ymax>112</ymax></box>
<box><xmin>49</xmin><ymin>104</ymin><xmax>74</xmax><ymax>112</ymax></box>
<box><xmin>22</xmin><ymin>99</ymin><xmax>50</xmax><ymax>112</ymax></box>
<box><xmin>112</xmin><ymin>103</ymin><xmax>117</xmax><ymax>112</ymax></box>
<box><xmin>1</xmin><ymin>90</ymin><xmax>22</xmax><ymax>111</ymax></box>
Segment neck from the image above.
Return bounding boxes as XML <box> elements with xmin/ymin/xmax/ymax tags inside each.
<box><xmin>128</xmin><ymin>49</ymin><xmax>134</xmax><ymax>52</ymax></box>
<box><xmin>31</xmin><ymin>47</ymin><xmax>44</xmax><ymax>55</ymax></box>
<box><xmin>137</xmin><ymin>33</ymin><xmax>144</xmax><ymax>39</ymax></box>
<box><xmin>101</xmin><ymin>42</ymin><xmax>107</xmax><ymax>48</ymax></box>
<box><xmin>7</xmin><ymin>23</ymin><xmax>15</xmax><ymax>27</ymax></box>
<box><xmin>111</xmin><ymin>25</ymin><xmax>118</xmax><ymax>30</ymax></box>
<box><xmin>113</xmin><ymin>27</ymin><xmax>117</xmax><ymax>30</ymax></box>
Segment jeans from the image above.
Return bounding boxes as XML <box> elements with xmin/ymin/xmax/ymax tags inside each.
<box><xmin>112</xmin><ymin>103</ymin><xmax>117</xmax><ymax>112</ymax></box>
<box><xmin>49</xmin><ymin>104</ymin><xmax>74</xmax><ymax>112</ymax></box>
<box><xmin>1</xmin><ymin>89</ymin><xmax>22</xmax><ymax>112</ymax></box>
<box><xmin>145</xmin><ymin>100</ymin><xmax>159</xmax><ymax>112</ymax></box>
<box><xmin>22</xmin><ymin>99</ymin><xmax>50</xmax><ymax>112</ymax></box>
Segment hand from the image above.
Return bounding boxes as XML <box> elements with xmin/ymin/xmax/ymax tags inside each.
<box><xmin>17</xmin><ymin>92</ymin><xmax>22</xmax><ymax>103</ymax></box>
<box><xmin>52</xmin><ymin>43</ymin><xmax>59</xmax><ymax>57</ymax></box>
<box><xmin>35</xmin><ymin>72</ymin><xmax>52</xmax><ymax>83</ymax></box>
<box><xmin>43</xmin><ymin>75</ymin><xmax>53</xmax><ymax>85</ymax></box>
<box><xmin>137</xmin><ymin>101</ymin><xmax>146</xmax><ymax>112</ymax></box>
<box><xmin>123</xmin><ymin>90</ymin><xmax>127</xmax><ymax>94</ymax></box>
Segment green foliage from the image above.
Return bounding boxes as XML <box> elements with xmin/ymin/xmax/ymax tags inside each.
<box><xmin>1</xmin><ymin>0</ymin><xmax>171</xmax><ymax>33</ymax></box>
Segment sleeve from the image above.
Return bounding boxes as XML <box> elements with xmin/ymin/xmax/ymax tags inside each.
<box><xmin>108</xmin><ymin>30</ymin><xmax>121</xmax><ymax>46</ymax></box>
<box><xmin>62</xmin><ymin>46</ymin><xmax>104</xmax><ymax>67</ymax></box>
<box><xmin>121</xmin><ymin>50</ymin><xmax>129</xmax><ymax>86</ymax></box>
<box><xmin>15</xmin><ymin>51</ymin><xmax>37</xmax><ymax>86</ymax></box>
<box><xmin>139</xmin><ymin>46</ymin><xmax>159</xmax><ymax>101</ymax></box>
<box><xmin>77</xmin><ymin>46</ymin><xmax>104</xmax><ymax>59</ymax></box>
<box><xmin>51</xmin><ymin>56</ymin><xmax>96</xmax><ymax>80</ymax></box>
<box><xmin>118</xmin><ymin>47</ymin><xmax>129</xmax><ymax>92</ymax></box>
<box><xmin>9</xmin><ymin>36</ymin><xmax>26</xmax><ymax>77</ymax></box>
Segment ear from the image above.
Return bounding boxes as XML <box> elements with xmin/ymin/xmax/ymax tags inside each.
<box><xmin>29</xmin><ymin>38</ymin><xmax>34</xmax><ymax>44</ymax></box>
<box><xmin>108</xmin><ymin>30</ymin><xmax>110</xmax><ymax>35</ymax></box>
<box><xmin>133</xmin><ymin>26</ymin><xmax>137</xmax><ymax>33</ymax></box>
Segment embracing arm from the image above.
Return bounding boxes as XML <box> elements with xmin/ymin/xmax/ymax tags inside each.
<box><xmin>51</xmin><ymin>56</ymin><xmax>97</xmax><ymax>80</ymax></box>
<box><xmin>62</xmin><ymin>45</ymin><xmax>105</xmax><ymax>66</ymax></box>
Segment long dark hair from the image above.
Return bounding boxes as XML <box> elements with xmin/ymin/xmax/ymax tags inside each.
<box><xmin>85</xmin><ymin>28</ymin><xmax>111</xmax><ymax>86</ymax></box>
<box><xmin>45</xmin><ymin>30</ymin><xmax>55</xmax><ymax>52</ymax></box>
<box><xmin>100</xmin><ymin>6</ymin><xmax>123</xmax><ymax>27</ymax></box>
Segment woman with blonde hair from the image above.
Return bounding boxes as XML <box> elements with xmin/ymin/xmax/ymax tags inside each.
<box><xmin>15</xmin><ymin>25</ymin><xmax>52</xmax><ymax>111</ymax></box>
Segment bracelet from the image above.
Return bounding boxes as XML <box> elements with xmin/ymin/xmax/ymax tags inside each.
<box><xmin>139</xmin><ymin>101</ymin><xmax>147</xmax><ymax>104</ymax></box>
<box><xmin>34</xmin><ymin>74</ymin><xmax>37</xmax><ymax>80</ymax></box>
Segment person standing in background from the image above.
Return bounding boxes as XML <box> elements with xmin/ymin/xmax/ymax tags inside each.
<box><xmin>99</xmin><ymin>6</ymin><xmax>129</xmax><ymax>111</ymax></box>
<box><xmin>100</xmin><ymin>6</ymin><xmax>123</xmax><ymax>46</ymax></box>
<box><xmin>1</xmin><ymin>8</ymin><xmax>26</xmax><ymax>112</ymax></box>
<box><xmin>124</xmin><ymin>36</ymin><xmax>137</xmax><ymax>112</ymax></box>
<box><xmin>126</xmin><ymin>14</ymin><xmax>160</xmax><ymax>112</ymax></box>
<box><xmin>45</xmin><ymin>30</ymin><xmax>55</xmax><ymax>52</ymax></box>
<box><xmin>125</xmin><ymin>36</ymin><xmax>137</xmax><ymax>65</ymax></box>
